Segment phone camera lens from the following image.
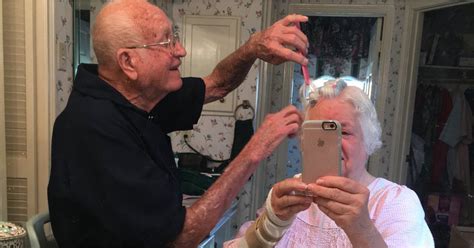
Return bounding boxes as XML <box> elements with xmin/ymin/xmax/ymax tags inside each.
<box><xmin>330</xmin><ymin>123</ymin><xmax>335</xmax><ymax>129</ymax></box>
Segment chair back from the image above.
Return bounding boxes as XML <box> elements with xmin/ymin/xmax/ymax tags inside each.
<box><xmin>26</xmin><ymin>212</ymin><xmax>57</xmax><ymax>248</ymax></box>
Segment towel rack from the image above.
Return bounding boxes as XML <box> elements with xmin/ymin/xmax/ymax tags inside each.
<box><xmin>234</xmin><ymin>100</ymin><xmax>255</xmax><ymax>120</ymax></box>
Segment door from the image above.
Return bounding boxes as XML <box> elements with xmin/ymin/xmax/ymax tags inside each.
<box><xmin>401</xmin><ymin>2</ymin><xmax>474</xmax><ymax>246</ymax></box>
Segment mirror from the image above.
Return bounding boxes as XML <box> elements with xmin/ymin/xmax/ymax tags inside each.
<box><xmin>73</xmin><ymin>0</ymin><xmax>97</xmax><ymax>72</ymax></box>
<box><xmin>277</xmin><ymin>4</ymin><xmax>393</xmax><ymax>180</ymax></box>
<box><xmin>287</xmin><ymin>15</ymin><xmax>382</xmax><ymax>176</ymax></box>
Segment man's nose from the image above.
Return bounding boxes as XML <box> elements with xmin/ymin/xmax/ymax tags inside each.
<box><xmin>173</xmin><ymin>41</ymin><xmax>186</xmax><ymax>57</ymax></box>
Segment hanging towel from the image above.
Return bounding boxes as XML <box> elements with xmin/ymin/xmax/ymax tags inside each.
<box><xmin>230</xmin><ymin>119</ymin><xmax>254</xmax><ymax>160</ymax></box>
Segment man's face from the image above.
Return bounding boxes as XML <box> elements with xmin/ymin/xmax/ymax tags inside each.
<box><xmin>307</xmin><ymin>97</ymin><xmax>368</xmax><ymax>179</ymax></box>
<box><xmin>135</xmin><ymin>17</ymin><xmax>187</xmax><ymax>99</ymax></box>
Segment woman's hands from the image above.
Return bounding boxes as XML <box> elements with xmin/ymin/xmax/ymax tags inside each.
<box><xmin>271</xmin><ymin>177</ymin><xmax>313</xmax><ymax>221</ymax></box>
<box><xmin>307</xmin><ymin>176</ymin><xmax>387</xmax><ymax>247</ymax></box>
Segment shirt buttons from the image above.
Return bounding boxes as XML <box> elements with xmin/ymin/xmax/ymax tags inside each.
<box><xmin>148</xmin><ymin>115</ymin><xmax>154</xmax><ymax>120</ymax></box>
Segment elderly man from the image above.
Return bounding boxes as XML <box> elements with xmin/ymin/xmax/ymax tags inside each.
<box><xmin>47</xmin><ymin>0</ymin><xmax>309</xmax><ymax>247</ymax></box>
<box><xmin>226</xmin><ymin>77</ymin><xmax>434</xmax><ymax>247</ymax></box>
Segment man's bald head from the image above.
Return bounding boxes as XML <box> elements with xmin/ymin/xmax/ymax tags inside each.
<box><xmin>92</xmin><ymin>0</ymin><xmax>170</xmax><ymax>68</ymax></box>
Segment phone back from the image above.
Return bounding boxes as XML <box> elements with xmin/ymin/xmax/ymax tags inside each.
<box><xmin>301</xmin><ymin>120</ymin><xmax>342</xmax><ymax>183</ymax></box>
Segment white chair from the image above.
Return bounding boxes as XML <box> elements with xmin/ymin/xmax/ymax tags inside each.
<box><xmin>25</xmin><ymin>212</ymin><xmax>58</xmax><ymax>248</ymax></box>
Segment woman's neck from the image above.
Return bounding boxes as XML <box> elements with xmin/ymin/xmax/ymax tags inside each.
<box><xmin>357</xmin><ymin>170</ymin><xmax>376</xmax><ymax>187</ymax></box>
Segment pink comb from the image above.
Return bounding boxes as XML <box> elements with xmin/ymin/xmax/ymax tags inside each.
<box><xmin>295</xmin><ymin>22</ymin><xmax>310</xmax><ymax>86</ymax></box>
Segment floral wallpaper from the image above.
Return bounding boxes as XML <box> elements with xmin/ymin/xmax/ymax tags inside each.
<box><xmin>55</xmin><ymin>0</ymin><xmax>74</xmax><ymax>114</ymax></box>
<box><xmin>55</xmin><ymin>0</ymin><xmax>408</xmax><ymax>239</ymax></box>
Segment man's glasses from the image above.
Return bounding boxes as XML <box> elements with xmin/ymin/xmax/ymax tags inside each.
<box><xmin>126</xmin><ymin>33</ymin><xmax>180</xmax><ymax>54</ymax></box>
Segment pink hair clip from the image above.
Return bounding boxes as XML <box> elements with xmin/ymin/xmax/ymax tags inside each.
<box><xmin>295</xmin><ymin>22</ymin><xmax>310</xmax><ymax>86</ymax></box>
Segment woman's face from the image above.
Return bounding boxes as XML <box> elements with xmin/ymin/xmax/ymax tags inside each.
<box><xmin>307</xmin><ymin>97</ymin><xmax>369</xmax><ymax>180</ymax></box>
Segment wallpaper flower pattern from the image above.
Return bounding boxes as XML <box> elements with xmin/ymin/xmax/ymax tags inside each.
<box><xmin>55</xmin><ymin>0</ymin><xmax>406</xmax><ymax>239</ymax></box>
<box><xmin>55</xmin><ymin>0</ymin><xmax>73</xmax><ymax>114</ymax></box>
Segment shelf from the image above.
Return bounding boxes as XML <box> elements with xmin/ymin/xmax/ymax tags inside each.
<box><xmin>418</xmin><ymin>65</ymin><xmax>474</xmax><ymax>80</ymax></box>
<box><xmin>419</xmin><ymin>65</ymin><xmax>474</xmax><ymax>71</ymax></box>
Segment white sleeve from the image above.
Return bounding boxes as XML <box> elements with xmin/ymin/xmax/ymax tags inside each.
<box><xmin>374</xmin><ymin>187</ymin><xmax>434</xmax><ymax>248</ymax></box>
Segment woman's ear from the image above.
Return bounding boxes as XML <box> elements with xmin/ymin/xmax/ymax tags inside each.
<box><xmin>116</xmin><ymin>48</ymin><xmax>138</xmax><ymax>81</ymax></box>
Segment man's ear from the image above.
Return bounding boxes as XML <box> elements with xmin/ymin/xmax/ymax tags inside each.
<box><xmin>116</xmin><ymin>48</ymin><xmax>138</xmax><ymax>81</ymax></box>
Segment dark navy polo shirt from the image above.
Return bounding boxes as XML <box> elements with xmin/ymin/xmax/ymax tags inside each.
<box><xmin>48</xmin><ymin>64</ymin><xmax>205</xmax><ymax>247</ymax></box>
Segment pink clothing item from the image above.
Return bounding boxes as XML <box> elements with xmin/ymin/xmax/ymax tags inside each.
<box><xmin>225</xmin><ymin>178</ymin><xmax>434</xmax><ymax>248</ymax></box>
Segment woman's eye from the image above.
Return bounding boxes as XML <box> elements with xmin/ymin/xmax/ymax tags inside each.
<box><xmin>342</xmin><ymin>131</ymin><xmax>350</xmax><ymax>136</ymax></box>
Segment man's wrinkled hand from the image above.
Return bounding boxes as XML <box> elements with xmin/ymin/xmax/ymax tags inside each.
<box><xmin>250</xmin><ymin>14</ymin><xmax>309</xmax><ymax>65</ymax></box>
<box><xmin>244</xmin><ymin>105</ymin><xmax>303</xmax><ymax>164</ymax></box>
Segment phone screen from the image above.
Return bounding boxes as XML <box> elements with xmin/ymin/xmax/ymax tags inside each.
<box><xmin>301</xmin><ymin>120</ymin><xmax>342</xmax><ymax>183</ymax></box>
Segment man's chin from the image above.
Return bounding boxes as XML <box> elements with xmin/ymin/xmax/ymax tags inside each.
<box><xmin>169</xmin><ymin>77</ymin><xmax>183</xmax><ymax>92</ymax></box>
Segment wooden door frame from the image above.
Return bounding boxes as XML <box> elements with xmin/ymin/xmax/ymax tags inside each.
<box><xmin>391</xmin><ymin>0</ymin><xmax>474</xmax><ymax>184</ymax></box>
<box><xmin>0</xmin><ymin>0</ymin><xmax>7</xmax><ymax>221</ymax></box>
<box><xmin>35</xmin><ymin>0</ymin><xmax>56</xmax><ymax>214</ymax></box>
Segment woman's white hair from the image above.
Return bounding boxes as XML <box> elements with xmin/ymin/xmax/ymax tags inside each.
<box><xmin>300</xmin><ymin>76</ymin><xmax>382</xmax><ymax>155</ymax></box>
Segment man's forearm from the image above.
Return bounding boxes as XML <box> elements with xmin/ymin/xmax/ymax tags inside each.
<box><xmin>169</xmin><ymin>146</ymin><xmax>260</xmax><ymax>247</ymax></box>
<box><xmin>170</xmin><ymin>105</ymin><xmax>303</xmax><ymax>247</ymax></box>
<box><xmin>203</xmin><ymin>37</ymin><xmax>258</xmax><ymax>103</ymax></box>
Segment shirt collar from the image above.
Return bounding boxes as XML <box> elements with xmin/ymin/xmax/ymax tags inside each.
<box><xmin>74</xmin><ymin>64</ymin><xmax>140</xmax><ymax>111</ymax></box>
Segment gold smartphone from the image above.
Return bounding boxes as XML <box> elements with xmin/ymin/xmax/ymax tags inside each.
<box><xmin>301</xmin><ymin>120</ymin><xmax>342</xmax><ymax>184</ymax></box>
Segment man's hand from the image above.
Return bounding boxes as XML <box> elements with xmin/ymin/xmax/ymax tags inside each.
<box><xmin>249</xmin><ymin>14</ymin><xmax>309</xmax><ymax>65</ymax></box>
<box><xmin>307</xmin><ymin>176</ymin><xmax>387</xmax><ymax>247</ymax></box>
<box><xmin>243</xmin><ymin>105</ymin><xmax>303</xmax><ymax>164</ymax></box>
<box><xmin>271</xmin><ymin>177</ymin><xmax>312</xmax><ymax>221</ymax></box>
<box><xmin>202</xmin><ymin>14</ymin><xmax>309</xmax><ymax>103</ymax></box>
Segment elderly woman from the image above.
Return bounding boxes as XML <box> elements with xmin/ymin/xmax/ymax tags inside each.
<box><xmin>225</xmin><ymin>77</ymin><xmax>434</xmax><ymax>247</ymax></box>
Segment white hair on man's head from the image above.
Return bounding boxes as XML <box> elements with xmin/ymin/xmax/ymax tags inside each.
<box><xmin>300</xmin><ymin>76</ymin><xmax>382</xmax><ymax>155</ymax></box>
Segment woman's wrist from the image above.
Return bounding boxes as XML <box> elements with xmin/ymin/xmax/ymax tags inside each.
<box><xmin>243</xmin><ymin>188</ymin><xmax>296</xmax><ymax>247</ymax></box>
<box><xmin>265</xmin><ymin>188</ymin><xmax>295</xmax><ymax>226</ymax></box>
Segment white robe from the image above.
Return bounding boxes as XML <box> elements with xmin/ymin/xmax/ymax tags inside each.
<box><xmin>225</xmin><ymin>177</ymin><xmax>434</xmax><ymax>248</ymax></box>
